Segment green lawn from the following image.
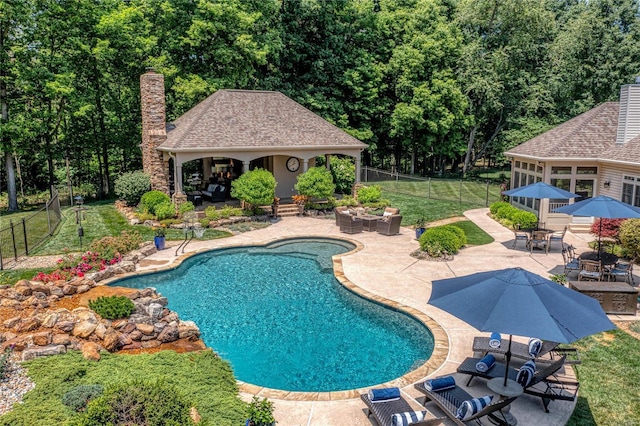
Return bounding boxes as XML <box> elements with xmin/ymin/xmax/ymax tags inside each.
<box><xmin>33</xmin><ymin>202</ymin><xmax>231</xmax><ymax>255</ymax></box>
<box><xmin>0</xmin><ymin>350</ymin><xmax>247</xmax><ymax>426</ymax></box>
<box><xmin>376</xmin><ymin>178</ymin><xmax>502</xmax><ymax>207</ymax></box>
<box><xmin>381</xmin><ymin>191</ymin><xmax>481</xmax><ymax>227</ymax></box>
<box><xmin>448</xmin><ymin>220</ymin><xmax>494</xmax><ymax>246</ymax></box>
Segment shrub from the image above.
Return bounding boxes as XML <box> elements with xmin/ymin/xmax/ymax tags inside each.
<box><xmin>78</xmin><ymin>380</ymin><xmax>194</xmax><ymax>426</ymax></box>
<box><xmin>88</xmin><ymin>296</ymin><xmax>135</xmax><ymax>320</ymax></box>
<box><xmin>295</xmin><ymin>166</ymin><xmax>336</xmax><ymax>199</ymax></box>
<box><xmin>489</xmin><ymin>201</ymin><xmax>511</xmax><ymax>215</ymax></box>
<box><xmin>205</xmin><ymin>205</ymin><xmax>244</xmax><ymax>221</ymax></box>
<box><xmin>140</xmin><ymin>191</ymin><xmax>171</xmax><ymax>215</ymax></box>
<box><xmin>155</xmin><ymin>201</ymin><xmax>176</xmax><ymax>220</ymax></box>
<box><xmin>619</xmin><ymin>219</ymin><xmax>640</xmax><ymax>258</ymax></box>
<box><xmin>231</xmin><ymin>168</ymin><xmax>276</xmax><ymax>207</ymax></box>
<box><xmin>419</xmin><ymin>225</ymin><xmax>466</xmax><ymax>257</ymax></box>
<box><xmin>510</xmin><ymin>210</ymin><xmax>538</xmax><ymax>229</ymax></box>
<box><xmin>591</xmin><ymin>218</ymin><xmax>625</xmax><ymax>241</ymax></box>
<box><xmin>329</xmin><ymin>156</ymin><xmax>355</xmax><ymax>194</ymax></box>
<box><xmin>495</xmin><ymin>204</ymin><xmax>518</xmax><ymax>220</ymax></box>
<box><xmin>247</xmin><ymin>396</ymin><xmax>275</xmax><ymax>426</ymax></box>
<box><xmin>62</xmin><ymin>384</ymin><xmax>104</xmax><ymax>412</ymax></box>
<box><xmin>88</xmin><ymin>231</ymin><xmax>142</xmax><ymax>262</ymax></box>
<box><xmin>114</xmin><ymin>171</ymin><xmax>151</xmax><ymax>206</ymax></box>
<box><xmin>336</xmin><ymin>195</ymin><xmax>358</xmax><ymax>207</ymax></box>
<box><xmin>178</xmin><ymin>201</ymin><xmax>195</xmax><ymax>215</ymax></box>
<box><xmin>0</xmin><ymin>348</ymin><xmax>12</xmax><ymax>377</ymax></box>
<box><xmin>356</xmin><ymin>185</ymin><xmax>382</xmax><ymax>204</ymax></box>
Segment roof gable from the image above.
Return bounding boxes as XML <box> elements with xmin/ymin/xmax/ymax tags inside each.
<box><xmin>504</xmin><ymin>102</ymin><xmax>619</xmax><ymax>159</ymax></box>
<box><xmin>158</xmin><ymin>90</ymin><xmax>367</xmax><ymax>151</ymax></box>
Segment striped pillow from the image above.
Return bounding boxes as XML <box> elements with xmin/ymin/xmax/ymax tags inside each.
<box><xmin>528</xmin><ymin>338</ymin><xmax>543</xmax><ymax>357</ymax></box>
<box><xmin>456</xmin><ymin>395</ymin><xmax>493</xmax><ymax>420</ymax></box>
<box><xmin>516</xmin><ymin>360</ymin><xmax>536</xmax><ymax>387</ymax></box>
<box><xmin>391</xmin><ymin>411</ymin><xmax>428</xmax><ymax>426</ymax></box>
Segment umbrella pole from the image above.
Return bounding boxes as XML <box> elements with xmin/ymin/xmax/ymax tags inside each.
<box><xmin>598</xmin><ymin>219</ymin><xmax>603</xmax><ymax>260</ymax></box>
<box><xmin>503</xmin><ymin>335</ymin><xmax>513</xmax><ymax>387</ymax></box>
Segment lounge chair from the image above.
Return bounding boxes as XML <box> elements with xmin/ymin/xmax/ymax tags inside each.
<box><xmin>456</xmin><ymin>355</ymin><xmax>579</xmax><ymax>412</ymax></box>
<box><xmin>414</xmin><ymin>379</ymin><xmax>516</xmax><ymax>425</ymax></box>
<box><xmin>472</xmin><ymin>336</ymin><xmax>581</xmax><ymax>365</ymax></box>
<box><xmin>360</xmin><ymin>393</ymin><xmax>444</xmax><ymax>426</ymax></box>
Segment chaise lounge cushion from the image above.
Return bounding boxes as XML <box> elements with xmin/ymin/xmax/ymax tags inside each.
<box><xmin>392</xmin><ymin>411</ymin><xmax>429</xmax><ymax>426</ymax></box>
<box><xmin>456</xmin><ymin>395</ymin><xmax>493</xmax><ymax>421</ymax></box>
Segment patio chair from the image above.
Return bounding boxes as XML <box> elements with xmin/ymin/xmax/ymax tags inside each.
<box><xmin>605</xmin><ymin>257</ymin><xmax>636</xmax><ymax>284</ymax></box>
<box><xmin>528</xmin><ymin>230</ymin><xmax>549</xmax><ymax>253</ymax></box>
<box><xmin>334</xmin><ymin>206</ymin><xmax>350</xmax><ymax>226</ymax></box>
<box><xmin>578</xmin><ymin>259</ymin><xmax>603</xmax><ymax>281</ymax></box>
<box><xmin>561</xmin><ymin>248</ymin><xmax>581</xmax><ymax>277</ymax></box>
<box><xmin>546</xmin><ymin>226</ymin><xmax>567</xmax><ymax>253</ymax></box>
<box><xmin>338</xmin><ymin>212</ymin><xmax>363</xmax><ymax>234</ymax></box>
<box><xmin>360</xmin><ymin>393</ymin><xmax>445</xmax><ymax>426</ymax></box>
<box><xmin>381</xmin><ymin>207</ymin><xmax>400</xmax><ymax>216</ymax></box>
<box><xmin>414</xmin><ymin>379</ymin><xmax>516</xmax><ymax>425</ymax></box>
<box><xmin>511</xmin><ymin>226</ymin><xmax>530</xmax><ymax>249</ymax></box>
<box><xmin>457</xmin><ymin>355</ymin><xmax>579</xmax><ymax>413</ymax></box>
<box><xmin>472</xmin><ymin>337</ymin><xmax>560</xmax><ymax>362</ymax></box>
<box><xmin>377</xmin><ymin>214</ymin><xmax>402</xmax><ymax>236</ymax></box>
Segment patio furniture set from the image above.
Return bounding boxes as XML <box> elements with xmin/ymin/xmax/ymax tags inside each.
<box><xmin>360</xmin><ymin>333</ymin><xmax>581</xmax><ymax>426</ymax></box>
<box><xmin>334</xmin><ymin>206</ymin><xmax>402</xmax><ymax>236</ymax></box>
<box><xmin>511</xmin><ymin>225</ymin><xmax>566</xmax><ymax>254</ymax></box>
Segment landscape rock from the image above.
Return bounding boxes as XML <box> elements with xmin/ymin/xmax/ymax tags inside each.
<box><xmin>81</xmin><ymin>342</ymin><xmax>101</xmax><ymax>361</ymax></box>
<box><xmin>72</xmin><ymin>321</ymin><xmax>97</xmax><ymax>338</ymax></box>
<box><xmin>102</xmin><ymin>329</ymin><xmax>120</xmax><ymax>352</ymax></box>
<box><xmin>16</xmin><ymin>317</ymin><xmax>41</xmax><ymax>333</ymax></box>
<box><xmin>22</xmin><ymin>344</ymin><xmax>66</xmax><ymax>361</ymax></box>
<box><xmin>31</xmin><ymin>331</ymin><xmax>52</xmax><ymax>346</ymax></box>
<box><xmin>157</xmin><ymin>324</ymin><xmax>179</xmax><ymax>343</ymax></box>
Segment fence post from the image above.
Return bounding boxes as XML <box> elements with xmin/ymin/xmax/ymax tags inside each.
<box><xmin>486</xmin><ymin>180</ymin><xmax>490</xmax><ymax>207</ymax></box>
<box><xmin>10</xmin><ymin>220</ymin><xmax>18</xmax><ymax>261</ymax></box>
<box><xmin>22</xmin><ymin>218</ymin><xmax>28</xmax><ymax>255</ymax></box>
<box><xmin>46</xmin><ymin>199</ymin><xmax>52</xmax><ymax>235</ymax></box>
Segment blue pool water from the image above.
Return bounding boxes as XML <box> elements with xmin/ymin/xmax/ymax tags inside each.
<box><xmin>112</xmin><ymin>238</ymin><xmax>434</xmax><ymax>392</ymax></box>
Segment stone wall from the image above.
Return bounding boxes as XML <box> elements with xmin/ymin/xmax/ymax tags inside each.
<box><xmin>140</xmin><ymin>70</ymin><xmax>170</xmax><ymax>194</ymax></box>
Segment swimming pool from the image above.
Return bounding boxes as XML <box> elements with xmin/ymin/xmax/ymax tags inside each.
<box><xmin>112</xmin><ymin>238</ymin><xmax>435</xmax><ymax>392</ymax></box>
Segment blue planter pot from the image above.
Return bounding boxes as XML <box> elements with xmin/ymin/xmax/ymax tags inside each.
<box><xmin>415</xmin><ymin>227</ymin><xmax>426</xmax><ymax>240</ymax></box>
<box><xmin>154</xmin><ymin>236</ymin><xmax>166</xmax><ymax>250</ymax></box>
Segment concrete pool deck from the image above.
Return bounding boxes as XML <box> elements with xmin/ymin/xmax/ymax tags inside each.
<box><xmin>134</xmin><ymin>208</ymin><xmax>638</xmax><ymax>426</ymax></box>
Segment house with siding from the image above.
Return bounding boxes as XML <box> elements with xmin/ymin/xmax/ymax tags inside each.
<box><xmin>504</xmin><ymin>79</ymin><xmax>640</xmax><ymax>231</ymax></box>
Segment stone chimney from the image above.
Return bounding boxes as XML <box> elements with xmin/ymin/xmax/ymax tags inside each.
<box><xmin>140</xmin><ymin>70</ymin><xmax>170</xmax><ymax>193</ymax></box>
<box><xmin>615</xmin><ymin>78</ymin><xmax>640</xmax><ymax>145</ymax></box>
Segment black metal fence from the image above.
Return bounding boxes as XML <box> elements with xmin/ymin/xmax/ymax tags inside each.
<box><xmin>0</xmin><ymin>187</ymin><xmax>62</xmax><ymax>270</ymax></box>
<box><xmin>361</xmin><ymin>167</ymin><xmax>502</xmax><ymax>207</ymax></box>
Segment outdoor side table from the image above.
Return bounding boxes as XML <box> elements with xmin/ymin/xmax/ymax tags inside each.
<box><xmin>487</xmin><ymin>377</ymin><xmax>523</xmax><ymax>426</ymax></box>
<box><xmin>359</xmin><ymin>215</ymin><xmax>380</xmax><ymax>232</ymax></box>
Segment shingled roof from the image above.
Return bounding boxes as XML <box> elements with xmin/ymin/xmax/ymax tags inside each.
<box><xmin>157</xmin><ymin>90</ymin><xmax>368</xmax><ymax>151</ymax></box>
<box><xmin>504</xmin><ymin>102</ymin><xmax>620</xmax><ymax>160</ymax></box>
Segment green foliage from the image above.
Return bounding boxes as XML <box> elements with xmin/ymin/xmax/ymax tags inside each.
<box><xmin>294</xmin><ymin>167</ymin><xmax>336</xmax><ymax>199</ymax></box>
<box><xmin>155</xmin><ymin>201</ymin><xmax>176</xmax><ymax>221</ymax></box>
<box><xmin>88</xmin><ymin>231</ymin><xmax>143</xmax><ymax>261</ymax></box>
<box><xmin>88</xmin><ymin>296</ymin><xmax>135</xmax><ymax>320</ymax></box>
<box><xmin>549</xmin><ymin>274</ymin><xmax>567</xmax><ymax>285</ymax></box>
<box><xmin>205</xmin><ymin>205</ymin><xmax>245</xmax><ymax>220</ymax></box>
<box><xmin>230</xmin><ymin>168</ymin><xmax>276</xmax><ymax>206</ymax></box>
<box><xmin>510</xmin><ymin>210</ymin><xmax>538</xmax><ymax>229</ymax></box>
<box><xmin>618</xmin><ymin>219</ymin><xmax>640</xmax><ymax>259</ymax></box>
<box><xmin>336</xmin><ymin>195</ymin><xmax>358</xmax><ymax>207</ymax></box>
<box><xmin>246</xmin><ymin>396</ymin><xmax>275</xmax><ymax>426</ymax></box>
<box><xmin>356</xmin><ymin>185</ymin><xmax>382</xmax><ymax>203</ymax></box>
<box><xmin>0</xmin><ymin>350</ymin><xmax>246</xmax><ymax>425</ymax></box>
<box><xmin>62</xmin><ymin>384</ymin><xmax>104</xmax><ymax>412</ymax></box>
<box><xmin>0</xmin><ymin>348</ymin><xmax>12</xmax><ymax>377</ymax></box>
<box><xmin>178</xmin><ymin>201</ymin><xmax>195</xmax><ymax>215</ymax></box>
<box><xmin>114</xmin><ymin>172</ymin><xmax>151</xmax><ymax>206</ymax></box>
<box><xmin>140</xmin><ymin>191</ymin><xmax>171</xmax><ymax>215</ymax></box>
<box><xmin>78</xmin><ymin>380</ymin><xmax>194</xmax><ymax>426</ymax></box>
<box><xmin>419</xmin><ymin>225</ymin><xmax>467</xmax><ymax>257</ymax></box>
<box><xmin>495</xmin><ymin>204</ymin><xmax>518</xmax><ymax>220</ymax></box>
<box><xmin>328</xmin><ymin>156</ymin><xmax>355</xmax><ymax>194</ymax></box>
<box><xmin>489</xmin><ymin>201</ymin><xmax>511</xmax><ymax>215</ymax></box>
<box><xmin>448</xmin><ymin>221</ymin><xmax>494</xmax><ymax>246</ymax></box>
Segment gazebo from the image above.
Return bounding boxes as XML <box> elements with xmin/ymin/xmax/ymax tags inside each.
<box><xmin>140</xmin><ymin>71</ymin><xmax>368</xmax><ymax>201</ymax></box>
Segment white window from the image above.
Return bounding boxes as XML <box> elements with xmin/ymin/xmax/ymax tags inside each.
<box><xmin>622</xmin><ymin>176</ymin><xmax>640</xmax><ymax>207</ymax></box>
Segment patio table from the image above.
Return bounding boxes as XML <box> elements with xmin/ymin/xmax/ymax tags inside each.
<box><xmin>359</xmin><ymin>214</ymin><xmax>380</xmax><ymax>232</ymax></box>
<box><xmin>578</xmin><ymin>251</ymin><xmax>619</xmax><ymax>267</ymax></box>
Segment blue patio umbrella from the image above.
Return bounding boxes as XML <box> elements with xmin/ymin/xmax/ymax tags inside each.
<box><xmin>502</xmin><ymin>182</ymin><xmax>579</xmax><ymax>200</ymax></box>
<box><xmin>429</xmin><ymin>268</ymin><xmax>615</xmax><ymax>388</ymax></box>
<box><xmin>552</xmin><ymin>195</ymin><xmax>640</xmax><ymax>256</ymax></box>
<box><xmin>503</xmin><ymin>182</ymin><xmax>578</xmax><ymax>227</ymax></box>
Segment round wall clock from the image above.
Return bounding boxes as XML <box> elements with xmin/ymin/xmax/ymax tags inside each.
<box><xmin>286</xmin><ymin>157</ymin><xmax>300</xmax><ymax>172</ymax></box>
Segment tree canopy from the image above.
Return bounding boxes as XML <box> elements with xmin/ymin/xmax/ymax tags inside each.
<box><xmin>2</xmin><ymin>0</ymin><xmax>639</xmax><ymax>210</ymax></box>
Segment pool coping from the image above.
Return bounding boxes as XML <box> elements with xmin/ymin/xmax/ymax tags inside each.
<box><xmin>101</xmin><ymin>234</ymin><xmax>450</xmax><ymax>402</ymax></box>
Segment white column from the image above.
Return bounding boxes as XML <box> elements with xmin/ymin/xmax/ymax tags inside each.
<box><xmin>302</xmin><ymin>159</ymin><xmax>309</xmax><ymax>173</ymax></box>
<box><xmin>243</xmin><ymin>161</ymin><xmax>250</xmax><ymax>173</ymax></box>
<box><xmin>175</xmin><ymin>160</ymin><xmax>184</xmax><ymax>194</ymax></box>
<box><xmin>355</xmin><ymin>154</ymin><xmax>362</xmax><ymax>184</ymax></box>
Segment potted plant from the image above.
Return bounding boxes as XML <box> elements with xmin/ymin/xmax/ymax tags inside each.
<box><xmin>245</xmin><ymin>396</ymin><xmax>275</xmax><ymax>426</ymax></box>
<box><xmin>415</xmin><ymin>216</ymin><xmax>427</xmax><ymax>240</ymax></box>
<box><xmin>153</xmin><ymin>226</ymin><xmax>166</xmax><ymax>250</ymax></box>
<box><xmin>271</xmin><ymin>196</ymin><xmax>280</xmax><ymax>218</ymax></box>
<box><xmin>292</xmin><ymin>194</ymin><xmax>307</xmax><ymax>216</ymax></box>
